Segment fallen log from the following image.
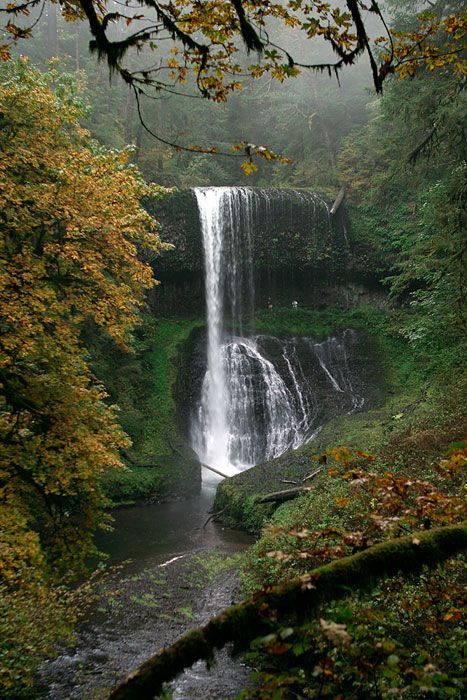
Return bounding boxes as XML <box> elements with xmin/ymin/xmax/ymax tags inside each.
<box><xmin>108</xmin><ymin>522</ymin><xmax>467</xmax><ymax>700</ymax></box>
<box><xmin>330</xmin><ymin>185</ymin><xmax>346</xmax><ymax>215</ymax></box>
<box><xmin>302</xmin><ymin>467</ymin><xmax>323</xmax><ymax>482</ymax></box>
<box><xmin>200</xmin><ymin>462</ymin><xmax>232</xmax><ymax>479</ymax></box>
<box><xmin>167</xmin><ymin>441</ymin><xmax>232</xmax><ymax>479</ymax></box>
<box><xmin>258</xmin><ymin>486</ymin><xmax>313</xmax><ymax>504</ymax></box>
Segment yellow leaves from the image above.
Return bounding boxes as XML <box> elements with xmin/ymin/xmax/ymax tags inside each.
<box><xmin>0</xmin><ymin>44</ymin><xmax>11</xmax><ymax>61</ymax></box>
<box><xmin>234</xmin><ymin>141</ymin><xmax>292</xmax><ymax>175</ymax></box>
<box><xmin>241</xmin><ymin>160</ymin><xmax>258</xmax><ymax>176</ymax></box>
<box><xmin>0</xmin><ymin>60</ymin><xmax>166</xmax><ymax>583</ymax></box>
<box><xmin>390</xmin><ymin>10</ymin><xmax>467</xmax><ymax>81</ymax></box>
<box><xmin>445</xmin><ymin>13</ymin><xmax>467</xmax><ymax>36</ymax></box>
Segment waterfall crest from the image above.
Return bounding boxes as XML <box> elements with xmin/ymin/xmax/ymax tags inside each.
<box><xmin>191</xmin><ymin>187</ymin><xmax>361</xmax><ymax>479</ymax></box>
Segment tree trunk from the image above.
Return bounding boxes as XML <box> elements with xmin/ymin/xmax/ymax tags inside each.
<box><xmin>258</xmin><ymin>486</ymin><xmax>313</xmax><ymax>503</ymax></box>
<box><xmin>47</xmin><ymin>1</ymin><xmax>59</xmax><ymax>58</ymax></box>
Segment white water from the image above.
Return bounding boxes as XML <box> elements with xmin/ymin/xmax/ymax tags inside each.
<box><xmin>192</xmin><ymin>187</ymin><xmax>362</xmax><ymax>479</ymax></box>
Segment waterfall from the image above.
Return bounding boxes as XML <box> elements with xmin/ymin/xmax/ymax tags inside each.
<box><xmin>192</xmin><ymin>187</ymin><xmax>258</xmax><ymax>476</ymax></box>
<box><xmin>191</xmin><ymin>187</ymin><xmax>361</xmax><ymax>479</ymax></box>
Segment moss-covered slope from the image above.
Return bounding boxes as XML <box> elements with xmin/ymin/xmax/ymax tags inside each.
<box><xmin>213</xmin><ymin>306</ymin><xmax>464</xmax><ymax>532</ymax></box>
<box><xmin>85</xmin><ymin>316</ymin><xmax>203</xmax><ymax>505</ymax></box>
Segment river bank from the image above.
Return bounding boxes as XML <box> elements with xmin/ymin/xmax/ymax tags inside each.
<box><xmin>38</xmin><ymin>486</ymin><xmax>254</xmax><ymax>699</ymax></box>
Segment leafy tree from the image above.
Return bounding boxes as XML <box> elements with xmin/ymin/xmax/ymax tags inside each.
<box><xmin>338</xmin><ymin>46</ymin><xmax>466</xmax><ymax>360</ymax></box>
<box><xmin>0</xmin><ymin>57</ymin><xmax>167</xmax><ymax>692</ymax></box>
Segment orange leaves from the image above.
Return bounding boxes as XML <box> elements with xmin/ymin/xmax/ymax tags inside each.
<box><xmin>315</xmin><ymin>446</ymin><xmax>375</xmax><ymax>469</ymax></box>
<box><xmin>436</xmin><ymin>444</ymin><xmax>467</xmax><ymax>477</ymax></box>
<box><xmin>443</xmin><ymin>608</ymin><xmax>463</xmax><ymax>622</ymax></box>
<box><xmin>0</xmin><ymin>43</ymin><xmax>11</xmax><ymax>61</ymax></box>
<box><xmin>261</xmin><ymin>445</ymin><xmax>465</xmax><ymax>582</ymax></box>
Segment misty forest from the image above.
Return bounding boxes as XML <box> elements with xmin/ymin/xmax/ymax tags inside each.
<box><xmin>0</xmin><ymin>1</ymin><xmax>466</xmax><ymax>699</ymax></box>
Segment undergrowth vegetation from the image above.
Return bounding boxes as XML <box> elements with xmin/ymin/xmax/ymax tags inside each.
<box><xmin>227</xmin><ymin>303</ymin><xmax>466</xmax><ymax>699</ymax></box>
<box><xmin>239</xmin><ymin>445</ymin><xmax>466</xmax><ymax>699</ymax></box>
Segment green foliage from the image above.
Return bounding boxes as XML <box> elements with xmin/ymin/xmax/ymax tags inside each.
<box><xmin>86</xmin><ymin>315</ymin><xmax>203</xmax><ymax>503</ymax></box>
<box><xmin>100</xmin><ymin>466</ymin><xmax>165</xmax><ymax>506</ymax></box>
<box><xmin>0</xmin><ymin>583</ymin><xmax>72</xmax><ymax>699</ymax></box>
<box><xmin>87</xmin><ymin>316</ymin><xmax>201</xmax><ymax>459</ymax></box>
<box><xmin>339</xmin><ymin>67</ymin><xmax>466</xmax><ymax>367</ymax></box>
<box><xmin>390</xmin><ymin>164</ymin><xmax>466</xmax><ymax>357</ymax></box>
<box><xmin>240</xmin><ymin>559</ymin><xmax>466</xmax><ymax>699</ymax></box>
<box><xmin>252</xmin><ymin>305</ymin><xmax>391</xmax><ymax>340</ymax></box>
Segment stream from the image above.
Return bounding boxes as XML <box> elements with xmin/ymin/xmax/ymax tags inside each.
<box><xmin>39</xmin><ymin>482</ymin><xmax>255</xmax><ymax>699</ymax></box>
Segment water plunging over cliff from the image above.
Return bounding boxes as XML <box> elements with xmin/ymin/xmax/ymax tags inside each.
<box><xmin>191</xmin><ymin>187</ymin><xmax>362</xmax><ymax>478</ymax></box>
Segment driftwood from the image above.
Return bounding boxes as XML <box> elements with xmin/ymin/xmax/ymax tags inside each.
<box><xmin>302</xmin><ymin>467</ymin><xmax>323</xmax><ymax>482</ymax></box>
<box><xmin>280</xmin><ymin>479</ymin><xmax>298</xmax><ymax>485</ymax></box>
<box><xmin>108</xmin><ymin>522</ymin><xmax>467</xmax><ymax>700</ymax></box>
<box><xmin>258</xmin><ymin>486</ymin><xmax>313</xmax><ymax>504</ymax></box>
<box><xmin>203</xmin><ymin>507</ymin><xmax>227</xmax><ymax>529</ymax></box>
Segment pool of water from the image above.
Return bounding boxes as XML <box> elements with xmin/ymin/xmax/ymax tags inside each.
<box><xmin>97</xmin><ymin>482</ymin><xmax>253</xmax><ymax>570</ymax></box>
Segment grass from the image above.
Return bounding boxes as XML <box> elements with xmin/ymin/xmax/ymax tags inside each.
<box><xmin>252</xmin><ymin>305</ymin><xmax>389</xmax><ymax>340</ymax></box>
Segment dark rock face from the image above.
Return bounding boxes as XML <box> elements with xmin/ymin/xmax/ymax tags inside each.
<box><xmin>145</xmin><ymin>188</ymin><xmax>377</xmax><ymax>317</ymax></box>
<box><xmin>147</xmin><ymin>188</ymin><xmax>338</xmax><ymax>273</ymax></box>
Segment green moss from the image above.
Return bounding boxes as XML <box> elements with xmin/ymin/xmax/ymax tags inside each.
<box><xmin>191</xmin><ymin>551</ymin><xmax>243</xmax><ymax>581</ymax></box>
<box><xmin>251</xmin><ymin>305</ymin><xmax>384</xmax><ymax>340</ymax></box>
<box><xmin>143</xmin><ymin>317</ymin><xmax>203</xmax><ymax>456</ymax></box>
<box><xmin>85</xmin><ymin>315</ymin><xmax>203</xmax><ymax>504</ymax></box>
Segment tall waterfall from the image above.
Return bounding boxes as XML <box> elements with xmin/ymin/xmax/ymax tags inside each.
<box><xmin>191</xmin><ymin>187</ymin><xmax>362</xmax><ymax>478</ymax></box>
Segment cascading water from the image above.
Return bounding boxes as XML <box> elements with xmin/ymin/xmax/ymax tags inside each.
<box><xmin>191</xmin><ymin>187</ymin><xmax>363</xmax><ymax>479</ymax></box>
<box><xmin>192</xmin><ymin>187</ymin><xmax>258</xmax><ymax>476</ymax></box>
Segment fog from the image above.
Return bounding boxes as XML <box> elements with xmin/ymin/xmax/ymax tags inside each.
<box><xmin>10</xmin><ymin>1</ymin><xmax>392</xmax><ymax>189</ymax></box>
